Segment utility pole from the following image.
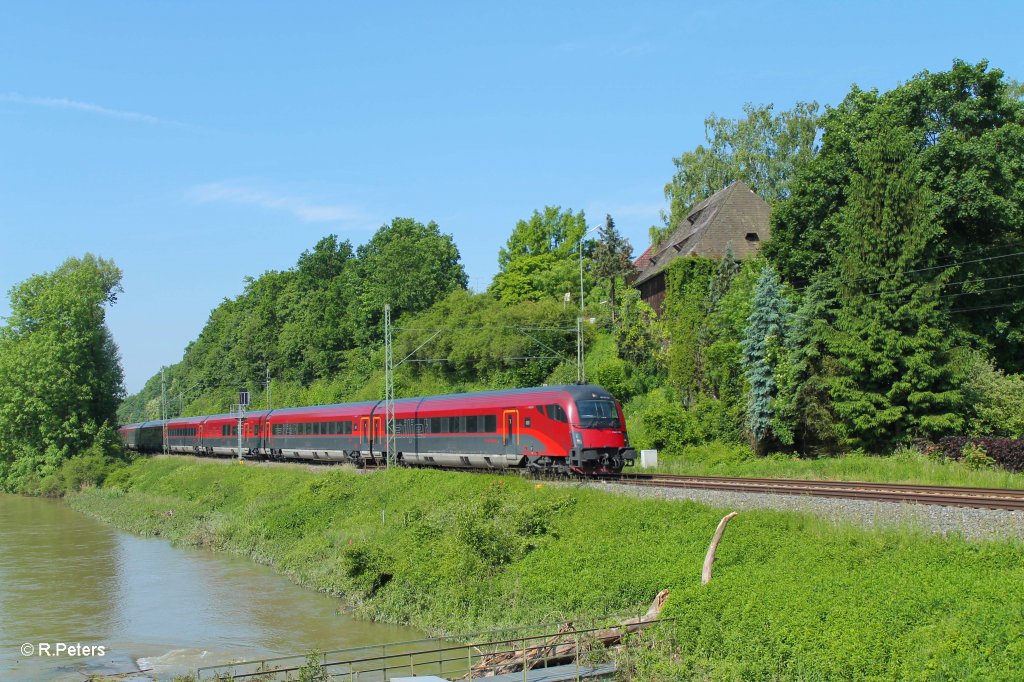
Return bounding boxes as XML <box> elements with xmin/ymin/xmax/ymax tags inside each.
<box><xmin>383</xmin><ymin>304</ymin><xmax>396</xmax><ymax>468</ymax></box>
<box><xmin>160</xmin><ymin>367</ymin><xmax>168</xmax><ymax>454</ymax></box>
<box><xmin>265</xmin><ymin>366</ymin><xmax>272</xmax><ymax>411</ymax></box>
<box><xmin>577</xmin><ymin>224</ymin><xmax>600</xmax><ymax>384</ymax></box>
<box><xmin>235</xmin><ymin>388</ymin><xmax>249</xmax><ymax>462</ymax></box>
<box><xmin>577</xmin><ymin>317</ymin><xmax>584</xmax><ymax>383</ymax></box>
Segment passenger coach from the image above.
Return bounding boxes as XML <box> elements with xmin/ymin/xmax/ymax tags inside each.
<box><xmin>119</xmin><ymin>384</ymin><xmax>635</xmax><ymax>475</ymax></box>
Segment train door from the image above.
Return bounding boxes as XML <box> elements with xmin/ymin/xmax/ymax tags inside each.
<box><xmin>360</xmin><ymin>416</ymin><xmax>370</xmax><ymax>454</ymax></box>
<box><xmin>372</xmin><ymin>416</ymin><xmax>383</xmax><ymax>456</ymax></box>
<box><xmin>503</xmin><ymin>409</ymin><xmax>520</xmax><ymax>455</ymax></box>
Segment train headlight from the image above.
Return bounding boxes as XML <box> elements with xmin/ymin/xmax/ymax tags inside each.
<box><xmin>572</xmin><ymin>431</ymin><xmax>584</xmax><ymax>447</ymax></box>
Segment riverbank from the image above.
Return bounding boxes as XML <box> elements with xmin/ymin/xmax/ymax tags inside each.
<box><xmin>70</xmin><ymin>457</ymin><xmax>1024</xmax><ymax>679</ymax></box>
<box><xmin>0</xmin><ymin>492</ymin><xmax>418</xmax><ymax>681</ymax></box>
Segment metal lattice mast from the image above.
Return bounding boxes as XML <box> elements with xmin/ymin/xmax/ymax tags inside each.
<box><xmin>384</xmin><ymin>304</ymin><xmax>396</xmax><ymax>468</ymax></box>
<box><xmin>577</xmin><ymin>317</ymin><xmax>584</xmax><ymax>383</ymax></box>
<box><xmin>160</xmin><ymin>367</ymin><xmax>168</xmax><ymax>454</ymax></box>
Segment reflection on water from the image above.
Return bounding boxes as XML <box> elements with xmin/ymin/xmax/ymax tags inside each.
<box><xmin>0</xmin><ymin>494</ymin><xmax>420</xmax><ymax>680</ymax></box>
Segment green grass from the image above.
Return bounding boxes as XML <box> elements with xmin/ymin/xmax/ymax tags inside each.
<box><xmin>648</xmin><ymin>442</ymin><xmax>1024</xmax><ymax>489</ymax></box>
<box><xmin>69</xmin><ymin>457</ymin><xmax>1024</xmax><ymax>680</ymax></box>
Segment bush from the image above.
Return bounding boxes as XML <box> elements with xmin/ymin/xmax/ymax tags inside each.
<box><xmin>961</xmin><ymin>443</ymin><xmax>995</xmax><ymax>470</ymax></box>
<box><xmin>960</xmin><ymin>352</ymin><xmax>1024</xmax><ymax>438</ymax></box>
<box><xmin>935</xmin><ymin>436</ymin><xmax>1024</xmax><ymax>472</ymax></box>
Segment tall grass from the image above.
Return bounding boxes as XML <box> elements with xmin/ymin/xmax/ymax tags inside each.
<box><xmin>650</xmin><ymin>443</ymin><xmax>1024</xmax><ymax>489</ymax></box>
<box><xmin>70</xmin><ymin>458</ymin><xmax>1024</xmax><ymax>680</ymax></box>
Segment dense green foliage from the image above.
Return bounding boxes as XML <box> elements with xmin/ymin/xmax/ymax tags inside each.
<box><xmin>72</xmin><ymin>458</ymin><xmax>1024</xmax><ymax>679</ymax></box>
<box><xmin>766</xmin><ymin>59</ymin><xmax>1024</xmax><ymax>372</ymax></box>
<box><xmin>819</xmin><ymin>133</ymin><xmax>963</xmax><ymax>449</ymax></box>
<box><xmin>0</xmin><ymin>255</ymin><xmax>129</xmax><ymax>492</ymax></box>
<box><xmin>490</xmin><ymin>206</ymin><xmax>593</xmax><ymax>303</ymax></box>
<box><xmin>639</xmin><ymin>60</ymin><xmax>1024</xmax><ymax>456</ymax></box>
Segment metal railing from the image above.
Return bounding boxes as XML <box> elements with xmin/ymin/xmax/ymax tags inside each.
<box><xmin>197</xmin><ymin>615</ymin><xmax>674</xmax><ymax>681</ymax></box>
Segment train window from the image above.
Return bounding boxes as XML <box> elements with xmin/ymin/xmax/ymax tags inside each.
<box><xmin>430</xmin><ymin>417</ymin><xmax>441</xmax><ymax>433</ymax></box>
<box><xmin>326</xmin><ymin>421</ymin><xmax>335</xmax><ymax>435</ymax></box>
<box><xmin>545</xmin><ymin>404</ymin><xmax>568</xmax><ymax>423</ymax></box>
<box><xmin>484</xmin><ymin>415</ymin><xmax>496</xmax><ymax>432</ymax></box>
<box><xmin>321</xmin><ymin>422</ymin><xmax>328</xmax><ymax>434</ymax></box>
<box><xmin>466</xmin><ymin>415</ymin><xmax>479</xmax><ymax>433</ymax></box>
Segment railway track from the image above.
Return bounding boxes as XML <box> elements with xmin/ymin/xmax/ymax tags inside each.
<box><xmin>600</xmin><ymin>473</ymin><xmax>1024</xmax><ymax>511</ymax></box>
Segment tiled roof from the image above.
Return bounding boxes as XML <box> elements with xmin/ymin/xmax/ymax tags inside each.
<box><xmin>632</xmin><ymin>243</ymin><xmax>656</xmax><ymax>270</ymax></box>
<box><xmin>634</xmin><ymin>181</ymin><xmax>770</xmax><ymax>285</ymax></box>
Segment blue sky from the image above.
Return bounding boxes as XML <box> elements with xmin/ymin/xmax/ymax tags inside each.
<box><xmin>1</xmin><ymin>1</ymin><xmax>1021</xmax><ymax>393</ymax></box>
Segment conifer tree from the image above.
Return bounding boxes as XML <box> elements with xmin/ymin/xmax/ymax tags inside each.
<box><xmin>823</xmin><ymin>132</ymin><xmax>963</xmax><ymax>450</ymax></box>
<box><xmin>593</xmin><ymin>214</ymin><xmax>634</xmax><ymax>322</ymax></box>
<box><xmin>772</xmin><ymin>278</ymin><xmax>841</xmax><ymax>453</ymax></box>
<box><xmin>741</xmin><ymin>264</ymin><xmax>790</xmax><ymax>454</ymax></box>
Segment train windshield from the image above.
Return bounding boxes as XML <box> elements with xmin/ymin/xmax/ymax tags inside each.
<box><xmin>576</xmin><ymin>399</ymin><xmax>621</xmax><ymax>429</ymax></box>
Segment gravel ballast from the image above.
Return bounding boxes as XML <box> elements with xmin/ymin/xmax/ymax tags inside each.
<box><xmin>579</xmin><ymin>481</ymin><xmax>1024</xmax><ymax>541</ymax></box>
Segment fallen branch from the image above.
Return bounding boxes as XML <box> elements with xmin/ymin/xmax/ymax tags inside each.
<box><xmin>468</xmin><ymin>589</ymin><xmax>670</xmax><ymax>677</ymax></box>
<box><xmin>702</xmin><ymin>511</ymin><xmax>738</xmax><ymax>585</ymax></box>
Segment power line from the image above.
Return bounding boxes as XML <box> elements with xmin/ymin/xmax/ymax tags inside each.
<box><xmin>859</xmin><ymin>272</ymin><xmax>1024</xmax><ymax>301</ymax></box>
<box><xmin>949</xmin><ymin>302</ymin><xmax>1024</xmax><ymax>314</ymax></box>
<box><xmin>396</xmin><ymin>325</ymin><xmax>578</xmax><ymax>333</ymax></box>
<box><xmin>792</xmin><ymin>247</ymin><xmax>1024</xmax><ymax>293</ymax></box>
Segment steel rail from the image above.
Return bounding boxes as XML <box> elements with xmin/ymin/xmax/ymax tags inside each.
<box><xmin>599</xmin><ymin>474</ymin><xmax>1024</xmax><ymax>511</ymax></box>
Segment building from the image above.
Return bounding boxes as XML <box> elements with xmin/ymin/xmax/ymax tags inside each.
<box><xmin>633</xmin><ymin>181</ymin><xmax>770</xmax><ymax>314</ymax></box>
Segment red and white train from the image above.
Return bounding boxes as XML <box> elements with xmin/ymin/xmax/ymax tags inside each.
<box><xmin>119</xmin><ymin>384</ymin><xmax>636</xmax><ymax>475</ymax></box>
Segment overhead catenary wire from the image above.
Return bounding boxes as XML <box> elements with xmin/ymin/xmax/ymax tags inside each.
<box><xmin>948</xmin><ymin>302</ymin><xmax>1024</xmax><ymax>314</ymax></box>
<box><xmin>791</xmin><ymin>246</ymin><xmax>1024</xmax><ymax>293</ymax></box>
<box><xmin>771</xmin><ymin>246</ymin><xmax>1024</xmax><ymax>314</ymax></box>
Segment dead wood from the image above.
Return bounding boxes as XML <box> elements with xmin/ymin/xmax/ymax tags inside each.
<box><xmin>702</xmin><ymin>511</ymin><xmax>738</xmax><ymax>585</ymax></box>
<box><xmin>467</xmin><ymin>589</ymin><xmax>670</xmax><ymax>677</ymax></box>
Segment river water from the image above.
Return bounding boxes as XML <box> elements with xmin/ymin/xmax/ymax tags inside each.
<box><xmin>0</xmin><ymin>494</ymin><xmax>422</xmax><ymax>680</ymax></box>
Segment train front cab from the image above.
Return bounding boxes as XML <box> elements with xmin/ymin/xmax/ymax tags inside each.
<box><xmin>565</xmin><ymin>389</ymin><xmax>636</xmax><ymax>474</ymax></box>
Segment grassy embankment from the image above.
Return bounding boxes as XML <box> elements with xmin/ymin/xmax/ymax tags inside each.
<box><xmin>69</xmin><ymin>456</ymin><xmax>1024</xmax><ymax>680</ymax></box>
<box><xmin>646</xmin><ymin>443</ymin><xmax>1024</xmax><ymax>488</ymax></box>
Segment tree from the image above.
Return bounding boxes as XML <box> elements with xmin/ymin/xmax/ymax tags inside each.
<box><xmin>615</xmin><ymin>288</ymin><xmax>664</xmax><ymax>380</ymax></box>
<box><xmin>357</xmin><ymin>217</ymin><xmax>468</xmax><ymax>332</ymax></box>
<box><xmin>657</xmin><ymin>101</ymin><xmax>820</xmax><ymax>245</ymax></box>
<box><xmin>0</xmin><ymin>255</ymin><xmax>125</xmax><ymax>490</ymax></box>
<box><xmin>741</xmin><ymin>265</ymin><xmax>790</xmax><ymax>454</ymax></box>
<box><xmin>772</xmin><ymin>278</ymin><xmax>842</xmax><ymax>454</ymax></box>
<box><xmin>821</xmin><ymin>132</ymin><xmax>963</xmax><ymax>450</ymax></box>
<box><xmin>491</xmin><ymin>207</ymin><xmax>591</xmax><ymax>303</ymax></box>
<box><xmin>766</xmin><ymin>60</ymin><xmax>1024</xmax><ymax>371</ymax></box>
<box><xmin>592</xmin><ymin>214</ymin><xmax>635</xmax><ymax>322</ymax></box>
